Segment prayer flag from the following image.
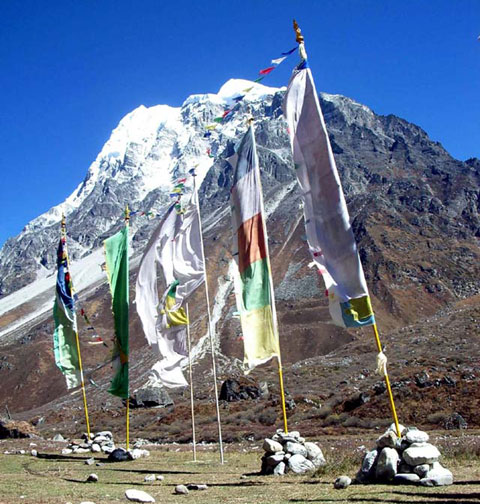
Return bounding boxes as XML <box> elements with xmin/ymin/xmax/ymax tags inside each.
<box><xmin>284</xmin><ymin>62</ymin><xmax>375</xmax><ymax>328</ymax></box>
<box><xmin>135</xmin><ymin>205</ymin><xmax>189</xmax><ymax>388</ymax></box>
<box><xmin>206</xmin><ymin>124</ymin><xmax>217</xmax><ymax>131</ymax></box>
<box><xmin>214</xmin><ymin>117</ymin><xmax>223</xmax><ymax>123</ymax></box>
<box><xmin>53</xmin><ymin>237</ymin><xmax>81</xmax><ymax>389</ymax></box>
<box><xmin>230</xmin><ymin>126</ymin><xmax>280</xmax><ymax>371</ymax></box>
<box><xmin>172</xmin><ymin>190</ymin><xmax>204</xmax><ymax>308</ymax></box>
<box><xmin>271</xmin><ymin>56</ymin><xmax>287</xmax><ymax>65</ymax></box>
<box><xmin>281</xmin><ymin>46</ymin><xmax>298</xmax><ymax>56</ymax></box>
<box><xmin>254</xmin><ymin>77</ymin><xmax>264</xmax><ymax>83</ymax></box>
<box><xmin>259</xmin><ymin>66</ymin><xmax>275</xmax><ymax>75</ymax></box>
<box><xmin>104</xmin><ymin>226</ymin><xmax>129</xmax><ymax>398</ymax></box>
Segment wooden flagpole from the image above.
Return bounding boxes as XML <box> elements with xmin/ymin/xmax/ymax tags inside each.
<box><xmin>292</xmin><ymin>19</ymin><xmax>401</xmax><ymax>438</ymax></box>
<box><xmin>186</xmin><ymin>303</ymin><xmax>197</xmax><ymax>462</ymax></box>
<box><xmin>191</xmin><ymin>173</ymin><xmax>225</xmax><ymax>464</ymax></box>
<box><xmin>124</xmin><ymin>204</ymin><xmax>130</xmax><ymax>450</ymax></box>
<box><xmin>61</xmin><ymin>214</ymin><xmax>91</xmax><ymax>439</ymax></box>
<box><xmin>248</xmin><ymin>118</ymin><xmax>289</xmax><ymax>434</ymax></box>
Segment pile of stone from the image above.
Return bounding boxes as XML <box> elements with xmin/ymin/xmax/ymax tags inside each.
<box><xmin>260</xmin><ymin>430</ymin><xmax>326</xmax><ymax>475</ymax></box>
<box><xmin>61</xmin><ymin>431</ymin><xmax>116</xmax><ymax>455</ymax></box>
<box><xmin>355</xmin><ymin>424</ymin><xmax>453</xmax><ymax>486</ymax></box>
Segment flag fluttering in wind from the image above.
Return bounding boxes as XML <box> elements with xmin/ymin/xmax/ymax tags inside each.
<box><xmin>284</xmin><ymin>61</ymin><xmax>375</xmax><ymax>328</ymax></box>
<box><xmin>230</xmin><ymin>125</ymin><xmax>280</xmax><ymax>371</ymax></box>
<box><xmin>53</xmin><ymin>237</ymin><xmax>81</xmax><ymax>389</ymax></box>
<box><xmin>136</xmin><ymin>193</ymin><xmax>204</xmax><ymax>388</ymax></box>
<box><xmin>104</xmin><ymin>226</ymin><xmax>129</xmax><ymax>398</ymax></box>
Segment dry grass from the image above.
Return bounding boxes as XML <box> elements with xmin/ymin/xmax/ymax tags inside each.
<box><xmin>1</xmin><ymin>435</ymin><xmax>480</xmax><ymax>504</ymax></box>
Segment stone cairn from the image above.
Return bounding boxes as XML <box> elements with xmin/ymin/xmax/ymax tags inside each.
<box><xmin>60</xmin><ymin>431</ymin><xmax>150</xmax><ymax>461</ymax></box>
<box><xmin>261</xmin><ymin>430</ymin><xmax>326</xmax><ymax>476</ymax></box>
<box><xmin>61</xmin><ymin>431</ymin><xmax>116</xmax><ymax>455</ymax></box>
<box><xmin>355</xmin><ymin>424</ymin><xmax>453</xmax><ymax>487</ymax></box>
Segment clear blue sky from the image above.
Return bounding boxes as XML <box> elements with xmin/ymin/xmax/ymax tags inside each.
<box><xmin>1</xmin><ymin>0</ymin><xmax>479</xmax><ymax>248</ymax></box>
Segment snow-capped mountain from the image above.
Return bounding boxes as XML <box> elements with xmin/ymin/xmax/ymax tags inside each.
<box><xmin>0</xmin><ymin>76</ymin><xmax>479</xmax><ymax>345</ymax></box>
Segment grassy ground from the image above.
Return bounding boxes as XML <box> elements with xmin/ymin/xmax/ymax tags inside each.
<box><xmin>1</xmin><ymin>435</ymin><xmax>480</xmax><ymax>504</ymax></box>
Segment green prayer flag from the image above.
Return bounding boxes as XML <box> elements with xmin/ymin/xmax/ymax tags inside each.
<box><xmin>104</xmin><ymin>225</ymin><xmax>129</xmax><ymax>398</ymax></box>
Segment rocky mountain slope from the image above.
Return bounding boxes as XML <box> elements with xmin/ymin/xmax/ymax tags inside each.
<box><xmin>0</xmin><ymin>77</ymin><xmax>479</xmax><ymax>433</ymax></box>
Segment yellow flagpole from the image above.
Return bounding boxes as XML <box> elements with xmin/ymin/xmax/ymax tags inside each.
<box><xmin>372</xmin><ymin>323</ymin><xmax>401</xmax><ymax>437</ymax></box>
<box><xmin>124</xmin><ymin>204</ymin><xmax>130</xmax><ymax>451</ymax></box>
<box><xmin>61</xmin><ymin>214</ymin><xmax>91</xmax><ymax>439</ymax></box>
<box><xmin>248</xmin><ymin>116</ymin><xmax>288</xmax><ymax>434</ymax></box>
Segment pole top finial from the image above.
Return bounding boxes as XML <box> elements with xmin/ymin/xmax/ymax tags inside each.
<box><xmin>125</xmin><ymin>204</ymin><xmax>130</xmax><ymax>223</ymax></box>
<box><xmin>293</xmin><ymin>19</ymin><xmax>304</xmax><ymax>44</ymax></box>
<box><xmin>61</xmin><ymin>213</ymin><xmax>66</xmax><ymax>229</ymax></box>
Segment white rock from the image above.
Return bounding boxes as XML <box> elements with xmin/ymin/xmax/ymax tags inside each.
<box><xmin>96</xmin><ymin>430</ymin><xmax>113</xmax><ymax>440</ymax></box>
<box><xmin>76</xmin><ymin>448</ymin><xmax>91</xmax><ymax>454</ymax></box>
<box><xmin>273</xmin><ymin>461</ymin><xmax>286</xmax><ymax>475</ymax></box>
<box><xmin>285</xmin><ymin>441</ymin><xmax>308</xmax><ymax>457</ymax></box>
<box><xmin>385</xmin><ymin>423</ymin><xmax>405</xmax><ymax>436</ymax></box>
<box><xmin>304</xmin><ymin>442</ymin><xmax>326</xmax><ymax>467</ymax></box>
<box><xmin>30</xmin><ymin>450</ymin><xmax>38</xmax><ymax>457</ymax></box>
<box><xmin>86</xmin><ymin>474</ymin><xmax>98</xmax><ymax>483</ymax></box>
<box><xmin>376</xmin><ymin>430</ymin><xmax>398</xmax><ymax>449</ymax></box>
<box><xmin>419</xmin><ymin>462</ymin><xmax>453</xmax><ymax>486</ymax></box>
<box><xmin>93</xmin><ymin>435</ymin><xmax>108</xmax><ymax>444</ymax></box>
<box><xmin>125</xmin><ymin>489</ymin><xmax>155</xmax><ymax>502</ymax></box>
<box><xmin>403</xmin><ymin>443</ymin><xmax>441</xmax><ymax>466</ymax></box>
<box><xmin>263</xmin><ymin>438</ymin><xmax>283</xmax><ymax>453</ymax></box>
<box><xmin>393</xmin><ymin>473</ymin><xmax>420</xmax><ymax>485</ymax></box>
<box><xmin>334</xmin><ymin>476</ymin><xmax>351</xmax><ymax>489</ymax></box>
<box><xmin>61</xmin><ymin>448</ymin><xmax>73</xmax><ymax>455</ymax></box>
<box><xmin>129</xmin><ymin>448</ymin><xmax>150</xmax><ymax>460</ymax></box>
<box><xmin>175</xmin><ymin>484</ymin><xmax>189</xmax><ymax>495</ymax></box>
<box><xmin>91</xmin><ymin>443</ymin><xmax>101</xmax><ymax>453</ymax></box>
<box><xmin>156</xmin><ymin>475</ymin><xmax>164</xmax><ymax>481</ymax></box>
<box><xmin>287</xmin><ymin>454</ymin><xmax>315</xmax><ymax>474</ymax></box>
<box><xmin>144</xmin><ymin>474</ymin><xmax>156</xmax><ymax>482</ymax></box>
<box><xmin>405</xmin><ymin>429</ymin><xmax>429</xmax><ymax>444</ymax></box>
<box><xmin>375</xmin><ymin>448</ymin><xmax>399</xmax><ymax>481</ymax></box>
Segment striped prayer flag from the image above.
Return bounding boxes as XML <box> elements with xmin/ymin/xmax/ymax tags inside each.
<box><xmin>230</xmin><ymin>126</ymin><xmax>280</xmax><ymax>371</ymax></box>
<box><xmin>284</xmin><ymin>61</ymin><xmax>375</xmax><ymax>328</ymax></box>
<box><xmin>53</xmin><ymin>236</ymin><xmax>81</xmax><ymax>389</ymax></box>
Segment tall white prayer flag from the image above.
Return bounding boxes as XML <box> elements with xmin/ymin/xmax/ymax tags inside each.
<box><xmin>135</xmin><ymin>193</ymin><xmax>204</xmax><ymax>388</ymax></box>
<box><xmin>284</xmin><ymin>61</ymin><xmax>375</xmax><ymax>328</ymax></box>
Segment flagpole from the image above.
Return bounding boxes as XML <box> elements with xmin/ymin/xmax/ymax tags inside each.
<box><xmin>292</xmin><ymin>19</ymin><xmax>401</xmax><ymax>438</ymax></box>
<box><xmin>372</xmin><ymin>323</ymin><xmax>401</xmax><ymax>437</ymax></box>
<box><xmin>248</xmin><ymin>118</ymin><xmax>289</xmax><ymax>434</ymax></box>
<box><xmin>125</xmin><ymin>204</ymin><xmax>130</xmax><ymax>451</ymax></box>
<box><xmin>186</xmin><ymin>303</ymin><xmax>197</xmax><ymax>462</ymax></box>
<box><xmin>61</xmin><ymin>214</ymin><xmax>91</xmax><ymax>439</ymax></box>
<box><xmin>191</xmin><ymin>173</ymin><xmax>225</xmax><ymax>464</ymax></box>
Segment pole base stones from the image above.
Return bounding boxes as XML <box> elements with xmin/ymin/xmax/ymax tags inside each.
<box><xmin>260</xmin><ymin>429</ymin><xmax>325</xmax><ymax>475</ymax></box>
<box><xmin>355</xmin><ymin>425</ymin><xmax>453</xmax><ymax>486</ymax></box>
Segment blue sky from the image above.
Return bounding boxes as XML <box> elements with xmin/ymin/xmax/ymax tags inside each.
<box><xmin>1</xmin><ymin>0</ymin><xmax>479</xmax><ymax>247</ymax></box>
